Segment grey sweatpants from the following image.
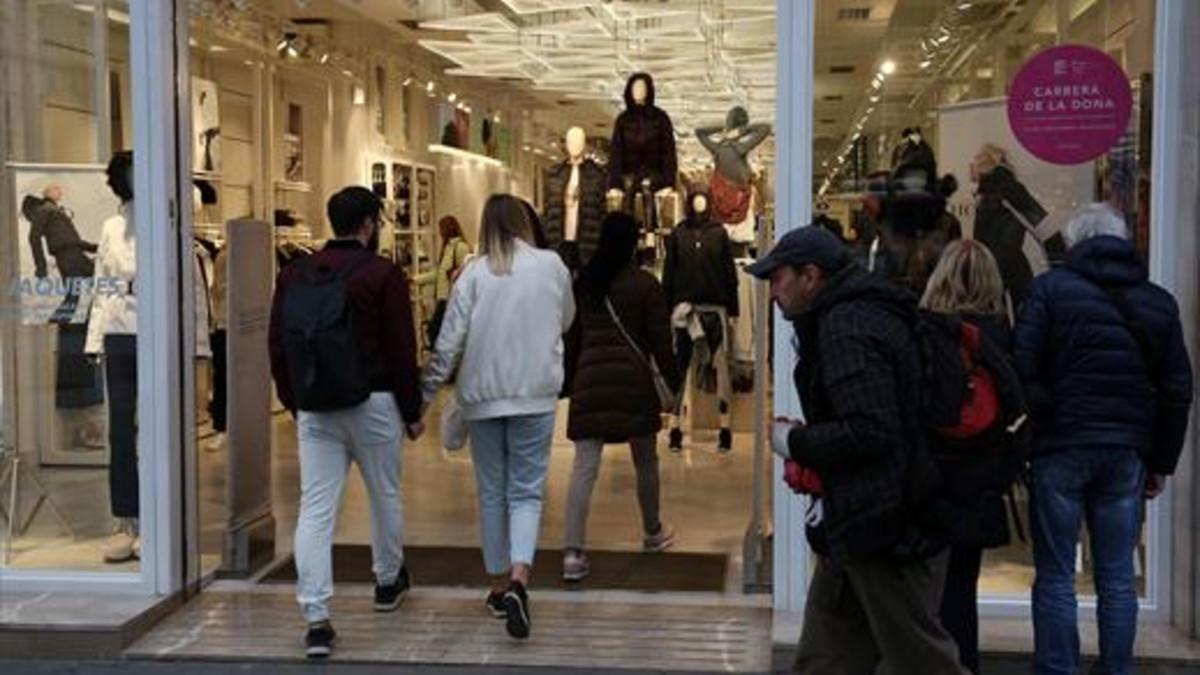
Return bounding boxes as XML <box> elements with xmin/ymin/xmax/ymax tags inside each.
<box><xmin>564</xmin><ymin>436</ymin><xmax>661</xmax><ymax>550</ymax></box>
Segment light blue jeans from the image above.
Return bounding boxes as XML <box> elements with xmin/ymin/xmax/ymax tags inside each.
<box><xmin>468</xmin><ymin>412</ymin><xmax>556</xmax><ymax>575</ymax></box>
<box><xmin>295</xmin><ymin>393</ymin><xmax>405</xmax><ymax>623</ymax></box>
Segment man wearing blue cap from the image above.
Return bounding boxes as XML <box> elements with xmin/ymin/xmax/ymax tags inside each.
<box><xmin>748</xmin><ymin>225</ymin><xmax>967</xmax><ymax>674</ymax></box>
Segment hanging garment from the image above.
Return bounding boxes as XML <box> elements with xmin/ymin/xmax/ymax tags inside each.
<box><xmin>670</xmin><ymin>303</ymin><xmax>732</xmax><ymax>403</ymax></box>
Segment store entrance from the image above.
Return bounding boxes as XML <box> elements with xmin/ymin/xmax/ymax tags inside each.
<box><xmin>187</xmin><ymin>0</ymin><xmax>778</xmax><ymax>599</ymax></box>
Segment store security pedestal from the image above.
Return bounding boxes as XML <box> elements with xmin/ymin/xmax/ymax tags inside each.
<box><xmin>220</xmin><ymin>219</ymin><xmax>275</xmax><ymax>578</ymax></box>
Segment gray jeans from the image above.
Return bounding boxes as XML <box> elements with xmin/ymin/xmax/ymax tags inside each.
<box><xmin>564</xmin><ymin>436</ymin><xmax>661</xmax><ymax>551</ymax></box>
<box><xmin>795</xmin><ymin>551</ymin><xmax>969</xmax><ymax>675</ymax></box>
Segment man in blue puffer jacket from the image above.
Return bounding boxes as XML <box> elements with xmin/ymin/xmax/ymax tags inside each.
<box><xmin>1013</xmin><ymin>203</ymin><xmax>1193</xmax><ymax>675</ymax></box>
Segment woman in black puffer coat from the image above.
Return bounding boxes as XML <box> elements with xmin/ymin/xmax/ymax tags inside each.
<box><xmin>561</xmin><ymin>212</ymin><xmax>682</xmax><ymax>582</ymax></box>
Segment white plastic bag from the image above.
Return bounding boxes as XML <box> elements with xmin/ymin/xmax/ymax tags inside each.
<box><xmin>440</xmin><ymin>396</ymin><xmax>468</xmax><ymax>451</ymax></box>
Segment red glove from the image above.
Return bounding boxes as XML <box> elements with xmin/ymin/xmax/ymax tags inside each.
<box><xmin>784</xmin><ymin>459</ymin><xmax>823</xmax><ymax>497</ymax></box>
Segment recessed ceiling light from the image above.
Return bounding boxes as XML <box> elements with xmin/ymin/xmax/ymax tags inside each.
<box><xmin>210</xmin><ymin>45</ymin><xmax>229</xmax><ymax>53</ymax></box>
<box><xmin>880</xmin><ymin>60</ymin><xmax>896</xmax><ymax>75</ymax></box>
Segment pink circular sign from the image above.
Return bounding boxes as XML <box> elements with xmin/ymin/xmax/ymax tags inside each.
<box><xmin>1007</xmin><ymin>44</ymin><xmax>1133</xmax><ymax>165</ymax></box>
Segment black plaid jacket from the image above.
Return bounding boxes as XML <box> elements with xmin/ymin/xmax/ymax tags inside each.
<box><xmin>787</xmin><ymin>264</ymin><xmax>941</xmax><ymax>562</ymax></box>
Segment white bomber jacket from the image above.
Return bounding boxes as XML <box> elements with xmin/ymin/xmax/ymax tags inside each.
<box><xmin>421</xmin><ymin>239</ymin><xmax>575</xmax><ymax>421</ymax></box>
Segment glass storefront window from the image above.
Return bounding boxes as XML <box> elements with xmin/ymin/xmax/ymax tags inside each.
<box><xmin>1</xmin><ymin>0</ymin><xmax>142</xmax><ymax>574</ymax></box>
<box><xmin>182</xmin><ymin>0</ymin><xmax>776</xmax><ymax>590</ymax></box>
<box><xmin>812</xmin><ymin>0</ymin><xmax>1157</xmax><ymax>601</ymax></box>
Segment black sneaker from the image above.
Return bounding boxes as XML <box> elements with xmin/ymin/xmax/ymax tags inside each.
<box><xmin>668</xmin><ymin>428</ymin><xmax>683</xmax><ymax>452</ymax></box>
<box><xmin>374</xmin><ymin>565</ymin><xmax>411</xmax><ymax>612</ymax></box>
<box><xmin>304</xmin><ymin>621</ymin><xmax>336</xmax><ymax>659</ymax></box>
<box><xmin>485</xmin><ymin>590</ymin><xmax>507</xmax><ymax>619</ymax></box>
<box><xmin>502</xmin><ymin>581</ymin><xmax>531</xmax><ymax>639</ymax></box>
<box><xmin>718</xmin><ymin>427</ymin><xmax>732</xmax><ymax>453</ymax></box>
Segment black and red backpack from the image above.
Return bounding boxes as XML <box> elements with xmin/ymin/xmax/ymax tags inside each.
<box><xmin>915</xmin><ymin>311</ymin><xmax>1031</xmax><ymax>544</ymax></box>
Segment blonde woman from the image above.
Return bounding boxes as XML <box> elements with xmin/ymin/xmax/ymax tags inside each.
<box><xmin>920</xmin><ymin>239</ymin><xmax>1016</xmax><ymax>674</ymax></box>
<box><xmin>969</xmin><ymin>143</ymin><xmax>1048</xmax><ymax>309</ymax></box>
<box><xmin>421</xmin><ymin>194</ymin><xmax>575</xmax><ymax>640</ymax></box>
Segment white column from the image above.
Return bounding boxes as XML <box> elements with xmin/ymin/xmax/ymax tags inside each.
<box><xmin>1153</xmin><ymin>0</ymin><xmax>1200</xmax><ymax>634</ymax></box>
<box><xmin>772</xmin><ymin>0</ymin><xmax>814</xmax><ymax>622</ymax></box>
<box><xmin>130</xmin><ymin>0</ymin><xmax>188</xmax><ymax>596</ymax></box>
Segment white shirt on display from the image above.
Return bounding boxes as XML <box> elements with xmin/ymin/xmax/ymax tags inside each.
<box><xmin>564</xmin><ymin>160</ymin><xmax>581</xmax><ymax>242</ymax></box>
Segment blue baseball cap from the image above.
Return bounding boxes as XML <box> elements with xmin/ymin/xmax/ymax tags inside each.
<box><xmin>745</xmin><ymin>225</ymin><xmax>853</xmax><ymax>279</ymax></box>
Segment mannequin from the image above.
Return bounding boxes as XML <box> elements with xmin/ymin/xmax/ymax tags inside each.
<box><xmin>661</xmin><ymin>189</ymin><xmax>739</xmax><ymax>452</ymax></box>
<box><xmin>88</xmin><ymin>151</ymin><xmax>211</xmax><ymax>563</ymax></box>
<box><xmin>607</xmin><ymin>73</ymin><xmax>677</xmax><ymax>232</ymax></box>
<box><xmin>543</xmin><ymin>126</ymin><xmax>607</xmax><ymax>269</ymax></box>
<box><xmin>695</xmin><ymin>106</ymin><xmax>771</xmax><ymax>232</ymax></box>
<box><xmin>891</xmin><ymin>127</ymin><xmax>937</xmax><ymax>191</ymax></box>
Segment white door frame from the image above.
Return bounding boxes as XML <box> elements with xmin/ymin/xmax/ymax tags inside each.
<box><xmin>772</xmin><ymin>0</ymin><xmax>1188</xmax><ymax>628</ymax></box>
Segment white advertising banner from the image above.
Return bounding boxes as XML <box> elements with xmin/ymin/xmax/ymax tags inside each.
<box><xmin>9</xmin><ymin>163</ymin><xmax>121</xmax><ymax>325</ymax></box>
<box><xmin>937</xmin><ymin>98</ymin><xmax>1093</xmax><ymax>274</ymax></box>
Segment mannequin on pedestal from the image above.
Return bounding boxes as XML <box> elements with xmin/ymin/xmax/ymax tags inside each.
<box><xmin>695</xmin><ymin>106</ymin><xmax>771</xmax><ymax>245</ymax></box>
<box><xmin>543</xmin><ymin>127</ymin><xmax>607</xmax><ymax>269</ymax></box>
<box><xmin>607</xmin><ymin>73</ymin><xmax>677</xmax><ymax>232</ymax></box>
<box><xmin>661</xmin><ymin>189</ymin><xmax>739</xmax><ymax>453</ymax></box>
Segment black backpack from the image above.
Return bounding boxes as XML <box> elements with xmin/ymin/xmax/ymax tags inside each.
<box><xmin>914</xmin><ymin>312</ymin><xmax>1031</xmax><ymax>505</ymax></box>
<box><xmin>282</xmin><ymin>252</ymin><xmax>377</xmax><ymax>412</ymax></box>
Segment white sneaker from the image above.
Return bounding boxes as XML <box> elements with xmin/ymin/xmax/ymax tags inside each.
<box><xmin>562</xmin><ymin>550</ymin><xmax>591</xmax><ymax>582</ymax></box>
<box><xmin>103</xmin><ymin>519</ymin><xmax>137</xmax><ymax>563</ymax></box>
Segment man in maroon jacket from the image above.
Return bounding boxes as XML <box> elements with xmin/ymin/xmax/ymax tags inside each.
<box><xmin>268</xmin><ymin>186</ymin><xmax>424</xmax><ymax>658</ymax></box>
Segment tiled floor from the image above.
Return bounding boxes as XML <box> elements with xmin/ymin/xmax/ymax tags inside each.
<box><xmin>126</xmin><ymin>588</ymin><xmax>774</xmax><ymax>672</ymax></box>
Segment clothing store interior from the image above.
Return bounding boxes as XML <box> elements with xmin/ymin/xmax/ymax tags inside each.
<box><xmin>2</xmin><ymin>0</ymin><xmax>1157</xmax><ymax>602</ymax></box>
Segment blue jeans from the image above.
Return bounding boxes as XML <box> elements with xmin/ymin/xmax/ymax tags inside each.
<box><xmin>468</xmin><ymin>413</ymin><xmax>556</xmax><ymax>575</ymax></box>
<box><xmin>1030</xmin><ymin>448</ymin><xmax>1145</xmax><ymax>675</ymax></box>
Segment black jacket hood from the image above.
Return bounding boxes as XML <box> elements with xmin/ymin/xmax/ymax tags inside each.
<box><xmin>623</xmin><ymin>72</ymin><xmax>656</xmax><ymax>108</ymax></box>
<box><xmin>1067</xmin><ymin>235</ymin><xmax>1148</xmax><ymax>287</ymax></box>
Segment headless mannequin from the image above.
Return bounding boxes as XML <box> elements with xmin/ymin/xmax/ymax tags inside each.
<box><xmin>666</xmin><ymin>193</ymin><xmax>734</xmax><ymax>451</ymax></box>
<box><xmin>563</xmin><ymin>127</ymin><xmax>586</xmax><ymax>243</ymax></box>
<box><xmin>544</xmin><ymin>126</ymin><xmax>606</xmax><ymax>269</ymax></box>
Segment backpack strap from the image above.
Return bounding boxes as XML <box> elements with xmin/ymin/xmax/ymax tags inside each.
<box><xmin>1069</xmin><ymin>270</ymin><xmax>1158</xmax><ymax>372</ymax></box>
<box><xmin>1103</xmin><ymin>285</ymin><xmax>1157</xmax><ymax>372</ymax></box>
